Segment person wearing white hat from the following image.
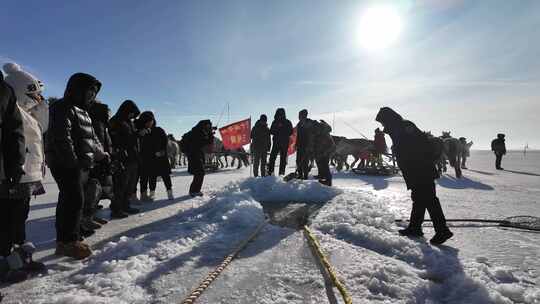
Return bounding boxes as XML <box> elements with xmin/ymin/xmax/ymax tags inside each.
<box><xmin>0</xmin><ymin>63</ymin><xmax>48</xmax><ymax>281</ymax></box>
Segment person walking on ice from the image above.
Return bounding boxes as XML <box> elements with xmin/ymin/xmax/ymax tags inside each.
<box><xmin>376</xmin><ymin>107</ymin><xmax>453</xmax><ymax>245</ymax></box>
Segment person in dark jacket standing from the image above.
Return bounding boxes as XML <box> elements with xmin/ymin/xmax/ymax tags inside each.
<box><xmin>0</xmin><ymin>71</ymin><xmax>29</xmax><ymax>282</ymax></box>
<box><xmin>376</xmin><ymin>107</ymin><xmax>453</xmax><ymax>245</ymax></box>
<box><xmin>137</xmin><ymin>111</ymin><xmax>174</xmax><ymax>201</ymax></box>
<box><xmin>312</xmin><ymin>120</ymin><xmax>335</xmax><ymax>186</ymax></box>
<box><xmin>182</xmin><ymin>120</ymin><xmax>214</xmax><ymax>197</ymax></box>
<box><xmin>250</xmin><ymin>114</ymin><xmax>271</xmax><ymax>177</ymax></box>
<box><xmin>83</xmin><ymin>101</ymin><xmax>114</xmax><ymax>227</ymax></box>
<box><xmin>268</xmin><ymin>108</ymin><xmax>293</xmax><ymax>176</ymax></box>
<box><xmin>46</xmin><ymin>73</ymin><xmax>107</xmax><ymax>259</ymax></box>
<box><xmin>296</xmin><ymin>109</ymin><xmax>315</xmax><ymax>180</ymax></box>
<box><xmin>491</xmin><ymin>134</ymin><xmax>506</xmax><ymax>170</ymax></box>
<box><xmin>109</xmin><ymin>100</ymin><xmax>141</xmax><ymax>218</ymax></box>
<box><xmin>374</xmin><ymin>128</ymin><xmax>387</xmax><ymax>168</ymax></box>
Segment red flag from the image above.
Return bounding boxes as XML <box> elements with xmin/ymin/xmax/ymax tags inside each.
<box><xmin>219</xmin><ymin>118</ymin><xmax>251</xmax><ymax>150</ymax></box>
<box><xmin>288</xmin><ymin>127</ymin><xmax>297</xmax><ymax>156</ymax></box>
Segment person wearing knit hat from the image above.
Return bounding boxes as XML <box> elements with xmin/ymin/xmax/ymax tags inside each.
<box><xmin>0</xmin><ymin>63</ymin><xmax>47</xmax><ymax>279</ymax></box>
<box><xmin>2</xmin><ymin>63</ymin><xmax>48</xmax><ymax>132</ymax></box>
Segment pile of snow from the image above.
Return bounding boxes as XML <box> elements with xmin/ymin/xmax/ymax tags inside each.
<box><xmin>311</xmin><ymin>189</ymin><xmax>540</xmax><ymax>303</ymax></box>
<box><xmin>10</xmin><ymin>176</ymin><xmax>540</xmax><ymax>303</ymax></box>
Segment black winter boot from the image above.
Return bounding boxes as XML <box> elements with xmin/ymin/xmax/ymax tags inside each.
<box><xmin>398</xmin><ymin>227</ymin><xmax>424</xmax><ymax>237</ymax></box>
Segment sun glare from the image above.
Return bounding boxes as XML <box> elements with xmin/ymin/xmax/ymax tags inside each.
<box><xmin>358</xmin><ymin>6</ymin><xmax>403</xmax><ymax>51</ymax></box>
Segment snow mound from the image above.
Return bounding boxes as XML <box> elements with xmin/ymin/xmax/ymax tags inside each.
<box><xmin>239</xmin><ymin>176</ymin><xmax>342</xmax><ymax>203</ymax></box>
<box><xmin>310</xmin><ymin>188</ymin><xmax>540</xmax><ymax>303</ymax></box>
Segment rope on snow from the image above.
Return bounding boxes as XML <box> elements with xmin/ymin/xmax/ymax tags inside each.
<box><xmin>303</xmin><ymin>225</ymin><xmax>353</xmax><ymax>304</ymax></box>
<box><xmin>180</xmin><ymin>219</ymin><xmax>268</xmax><ymax>304</ymax></box>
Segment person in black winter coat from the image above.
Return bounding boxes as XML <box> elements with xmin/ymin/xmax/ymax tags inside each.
<box><xmin>312</xmin><ymin>120</ymin><xmax>335</xmax><ymax>186</ymax></box>
<box><xmin>182</xmin><ymin>120</ymin><xmax>214</xmax><ymax>196</ymax></box>
<box><xmin>0</xmin><ymin>71</ymin><xmax>28</xmax><ymax>281</ymax></box>
<box><xmin>250</xmin><ymin>114</ymin><xmax>271</xmax><ymax>177</ymax></box>
<box><xmin>268</xmin><ymin>108</ymin><xmax>293</xmax><ymax>176</ymax></box>
<box><xmin>376</xmin><ymin>107</ymin><xmax>453</xmax><ymax>245</ymax></box>
<box><xmin>296</xmin><ymin>109</ymin><xmax>316</xmax><ymax>180</ymax></box>
<box><xmin>46</xmin><ymin>73</ymin><xmax>107</xmax><ymax>259</ymax></box>
<box><xmin>137</xmin><ymin>111</ymin><xmax>173</xmax><ymax>201</ymax></box>
<box><xmin>84</xmin><ymin>101</ymin><xmax>114</xmax><ymax>226</ymax></box>
<box><xmin>491</xmin><ymin>134</ymin><xmax>506</xmax><ymax>170</ymax></box>
<box><xmin>109</xmin><ymin>100</ymin><xmax>141</xmax><ymax>218</ymax></box>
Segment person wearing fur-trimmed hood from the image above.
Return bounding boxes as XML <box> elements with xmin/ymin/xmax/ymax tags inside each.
<box><xmin>1</xmin><ymin>63</ymin><xmax>48</xmax><ymax>281</ymax></box>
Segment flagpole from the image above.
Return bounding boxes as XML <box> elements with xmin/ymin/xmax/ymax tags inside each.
<box><xmin>249</xmin><ymin>116</ymin><xmax>253</xmax><ymax>178</ymax></box>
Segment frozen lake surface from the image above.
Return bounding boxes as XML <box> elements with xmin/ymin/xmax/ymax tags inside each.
<box><xmin>1</xmin><ymin>150</ymin><xmax>539</xmax><ymax>303</ymax></box>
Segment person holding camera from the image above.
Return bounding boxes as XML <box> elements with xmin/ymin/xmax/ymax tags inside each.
<box><xmin>181</xmin><ymin>120</ymin><xmax>215</xmax><ymax>197</ymax></box>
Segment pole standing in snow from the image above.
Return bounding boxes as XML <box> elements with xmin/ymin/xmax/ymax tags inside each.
<box><xmin>375</xmin><ymin>107</ymin><xmax>453</xmax><ymax>245</ymax></box>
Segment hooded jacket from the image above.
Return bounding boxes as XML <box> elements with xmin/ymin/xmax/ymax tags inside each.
<box><xmin>89</xmin><ymin>101</ymin><xmax>112</xmax><ymax>154</ymax></box>
<box><xmin>376</xmin><ymin>107</ymin><xmax>438</xmax><ymax>189</ymax></box>
<box><xmin>250</xmin><ymin>119</ymin><xmax>271</xmax><ymax>153</ymax></box>
<box><xmin>296</xmin><ymin>118</ymin><xmax>316</xmax><ymax>153</ymax></box>
<box><xmin>312</xmin><ymin>120</ymin><xmax>335</xmax><ymax>159</ymax></box>
<box><xmin>109</xmin><ymin>100</ymin><xmax>141</xmax><ymax>163</ymax></box>
<box><xmin>46</xmin><ymin>73</ymin><xmax>102</xmax><ymax>169</ymax></box>
<box><xmin>270</xmin><ymin>108</ymin><xmax>293</xmax><ymax>148</ymax></box>
<box><xmin>138</xmin><ymin>111</ymin><xmax>171</xmax><ymax>176</ymax></box>
<box><xmin>491</xmin><ymin>134</ymin><xmax>506</xmax><ymax>155</ymax></box>
<box><xmin>182</xmin><ymin>120</ymin><xmax>214</xmax><ymax>175</ymax></box>
<box><xmin>0</xmin><ymin>72</ymin><xmax>26</xmax><ymax>181</ymax></box>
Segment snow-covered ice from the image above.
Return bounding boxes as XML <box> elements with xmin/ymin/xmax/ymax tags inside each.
<box><xmin>1</xmin><ymin>151</ymin><xmax>539</xmax><ymax>303</ymax></box>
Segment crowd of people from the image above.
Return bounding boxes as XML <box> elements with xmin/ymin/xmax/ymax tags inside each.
<box><xmin>0</xmin><ymin>64</ymin><xmax>508</xmax><ymax>284</ymax></box>
<box><xmin>0</xmin><ymin>66</ymin><xmax>185</xmax><ymax>283</ymax></box>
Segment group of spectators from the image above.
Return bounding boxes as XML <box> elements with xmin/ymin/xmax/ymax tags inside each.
<box><xmin>250</xmin><ymin>108</ymin><xmax>335</xmax><ymax>186</ymax></box>
<box><xmin>0</xmin><ymin>66</ymin><xmax>176</xmax><ymax>283</ymax></box>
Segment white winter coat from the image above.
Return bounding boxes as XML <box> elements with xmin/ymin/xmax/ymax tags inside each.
<box><xmin>19</xmin><ymin>105</ymin><xmax>44</xmax><ymax>183</ymax></box>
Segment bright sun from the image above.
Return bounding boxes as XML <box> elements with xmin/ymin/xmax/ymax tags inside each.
<box><xmin>358</xmin><ymin>6</ymin><xmax>403</xmax><ymax>51</ymax></box>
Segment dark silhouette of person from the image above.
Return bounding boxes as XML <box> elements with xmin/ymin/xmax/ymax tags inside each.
<box><xmin>182</xmin><ymin>120</ymin><xmax>214</xmax><ymax>196</ymax></box>
<box><xmin>376</xmin><ymin>107</ymin><xmax>453</xmax><ymax>245</ymax></box>
<box><xmin>296</xmin><ymin>109</ymin><xmax>316</xmax><ymax>179</ymax></box>
<box><xmin>268</xmin><ymin>108</ymin><xmax>293</xmax><ymax>176</ymax></box>
<box><xmin>491</xmin><ymin>134</ymin><xmax>506</xmax><ymax>170</ymax></box>
<box><xmin>250</xmin><ymin>115</ymin><xmax>271</xmax><ymax>177</ymax></box>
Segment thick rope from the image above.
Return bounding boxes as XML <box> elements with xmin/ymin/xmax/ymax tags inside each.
<box><xmin>303</xmin><ymin>225</ymin><xmax>353</xmax><ymax>304</ymax></box>
<box><xmin>180</xmin><ymin>220</ymin><xmax>268</xmax><ymax>304</ymax></box>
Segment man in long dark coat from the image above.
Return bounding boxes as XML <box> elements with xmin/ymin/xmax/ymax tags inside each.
<box><xmin>376</xmin><ymin>107</ymin><xmax>453</xmax><ymax>245</ymax></box>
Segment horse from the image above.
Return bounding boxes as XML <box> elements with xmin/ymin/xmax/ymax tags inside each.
<box><xmin>167</xmin><ymin>134</ymin><xmax>180</xmax><ymax>169</ymax></box>
<box><xmin>333</xmin><ymin>136</ymin><xmax>375</xmax><ymax>170</ymax></box>
<box><xmin>426</xmin><ymin>132</ymin><xmax>447</xmax><ymax>176</ymax></box>
<box><xmin>211</xmin><ymin>138</ymin><xmax>249</xmax><ymax>169</ymax></box>
<box><xmin>441</xmin><ymin>131</ymin><xmax>464</xmax><ymax>178</ymax></box>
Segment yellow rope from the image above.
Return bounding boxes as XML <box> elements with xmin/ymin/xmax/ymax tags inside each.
<box><xmin>303</xmin><ymin>225</ymin><xmax>353</xmax><ymax>304</ymax></box>
<box><xmin>180</xmin><ymin>220</ymin><xmax>268</xmax><ymax>304</ymax></box>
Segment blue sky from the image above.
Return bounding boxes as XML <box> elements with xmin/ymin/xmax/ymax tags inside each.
<box><xmin>2</xmin><ymin>0</ymin><xmax>539</xmax><ymax>149</ymax></box>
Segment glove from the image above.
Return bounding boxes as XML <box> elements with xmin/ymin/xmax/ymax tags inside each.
<box><xmin>7</xmin><ymin>166</ymin><xmax>25</xmax><ymax>186</ymax></box>
<box><xmin>155</xmin><ymin>151</ymin><xmax>165</xmax><ymax>157</ymax></box>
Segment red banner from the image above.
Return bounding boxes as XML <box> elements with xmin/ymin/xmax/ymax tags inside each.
<box><xmin>288</xmin><ymin>127</ymin><xmax>297</xmax><ymax>155</ymax></box>
<box><xmin>219</xmin><ymin>118</ymin><xmax>251</xmax><ymax>150</ymax></box>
